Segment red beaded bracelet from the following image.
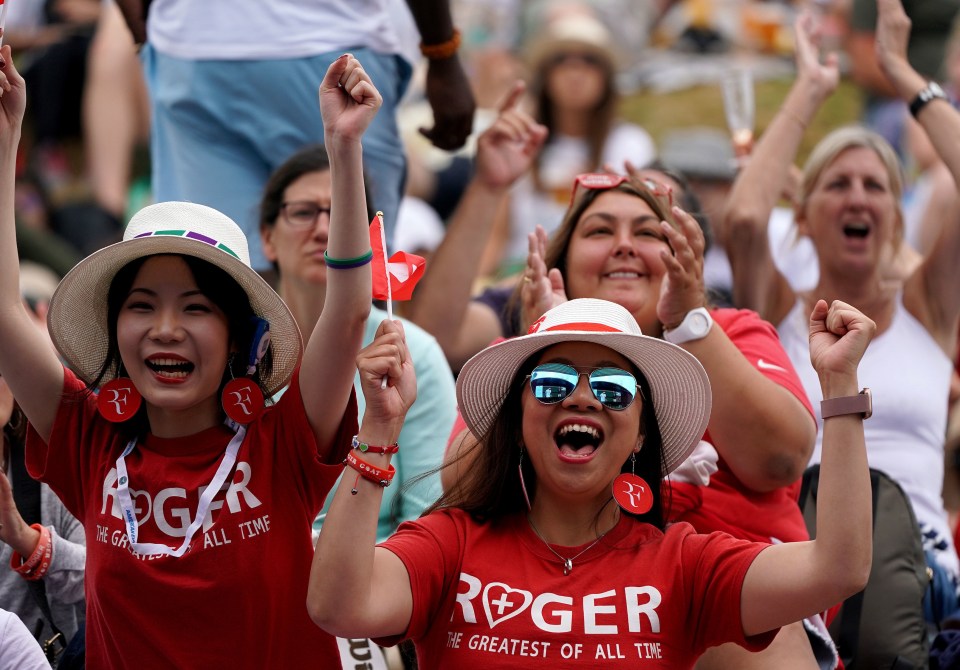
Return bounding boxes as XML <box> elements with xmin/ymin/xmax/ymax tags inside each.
<box><xmin>345</xmin><ymin>450</ymin><xmax>396</xmax><ymax>494</ymax></box>
<box><xmin>351</xmin><ymin>435</ymin><xmax>399</xmax><ymax>454</ymax></box>
<box><xmin>11</xmin><ymin>524</ymin><xmax>53</xmax><ymax>581</ymax></box>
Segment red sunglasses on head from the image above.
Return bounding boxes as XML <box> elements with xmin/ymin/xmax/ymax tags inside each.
<box><xmin>568</xmin><ymin>173</ymin><xmax>674</xmax><ymax>209</ymax></box>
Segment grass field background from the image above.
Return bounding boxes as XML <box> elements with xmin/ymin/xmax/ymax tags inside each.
<box><xmin>620</xmin><ymin>78</ymin><xmax>865</xmax><ymax>165</ymax></box>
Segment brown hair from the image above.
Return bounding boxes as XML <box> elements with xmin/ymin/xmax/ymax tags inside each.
<box><xmin>530</xmin><ymin>53</ymin><xmax>618</xmax><ymax>192</ymax></box>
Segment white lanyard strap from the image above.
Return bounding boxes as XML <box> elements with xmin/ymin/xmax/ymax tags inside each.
<box><xmin>115</xmin><ymin>424</ymin><xmax>246</xmax><ymax>558</ymax></box>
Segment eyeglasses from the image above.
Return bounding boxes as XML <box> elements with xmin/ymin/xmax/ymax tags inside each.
<box><xmin>568</xmin><ymin>173</ymin><xmax>674</xmax><ymax>209</ymax></box>
<box><xmin>280</xmin><ymin>201</ymin><xmax>331</xmax><ymax>229</ymax></box>
<box><xmin>527</xmin><ymin>363</ymin><xmax>639</xmax><ymax>411</ymax></box>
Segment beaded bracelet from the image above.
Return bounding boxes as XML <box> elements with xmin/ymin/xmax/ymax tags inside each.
<box><xmin>419</xmin><ymin>29</ymin><xmax>462</xmax><ymax>60</ymax></box>
<box><xmin>11</xmin><ymin>524</ymin><xmax>53</xmax><ymax>581</ymax></box>
<box><xmin>323</xmin><ymin>249</ymin><xmax>374</xmax><ymax>270</ymax></box>
<box><xmin>352</xmin><ymin>435</ymin><xmax>399</xmax><ymax>454</ymax></box>
<box><xmin>345</xmin><ymin>450</ymin><xmax>396</xmax><ymax>494</ymax></box>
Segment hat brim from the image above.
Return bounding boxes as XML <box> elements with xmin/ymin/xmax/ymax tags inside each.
<box><xmin>527</xmin><ymin>38</ymin><xmax>617</xmax><ymax>70</ymax></box>
<box><xmin>456</xmin><ymin>330</ymin><xmax>711</xmax><ymax>477</ymax></box>
<box><xmin>47</xmin><ymin>235</ymin><xmax>302</xmax><ymax>396</ymax></box>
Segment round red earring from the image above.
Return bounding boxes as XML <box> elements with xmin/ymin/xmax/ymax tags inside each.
<box><xmin>97</xmin><ymin>378</ymin><xmax>143</xmax><ymax>422</ymax></box>
<box><xmin>612</xmin><ymin>452</ymin><xmax>653</xmax><ymax>515</ymax></box>
<box><xmin>221</xmin><ymin>318</ymin><xmax>271</xmax><ymax>424</ymax></box>
<box><xmin>221</xmin><ymin>377</ymin><xmax>265</xmax><ymax>424</ymax></box>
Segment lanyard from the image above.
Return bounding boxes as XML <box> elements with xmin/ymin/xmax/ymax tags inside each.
<box><xmin>115</xmin><ymin>423</ymin><xmax>246</xmax><ymax>558</ymax></box>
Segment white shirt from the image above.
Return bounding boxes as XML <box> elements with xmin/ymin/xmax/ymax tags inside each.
<box><xmin>0</xmin><ymin>610</ymin><xmax>48</xmax><ymax>670</ymax></box>
<box><xmin>147</xmin><ymin>0</ymin><xmax>404</xmax><ymax>60</ymax></box>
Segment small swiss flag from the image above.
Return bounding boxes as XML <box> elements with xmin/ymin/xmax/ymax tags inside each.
<box><xmin>370</xmin><ymin>214</ymin><xmax>425</xmax><ymax>301</ymax></box>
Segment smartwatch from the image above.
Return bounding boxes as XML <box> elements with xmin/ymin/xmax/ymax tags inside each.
<box><xmin>909</xmin><ymin>81</ymin><xmax>947</xmax><ymax>118</ymax></box>
<box><xmin>820</xmin><ymin>388</ymin><xmax>872</xmax><ymax>420</ymax></box>
<box><xmin>663</xmin><ymin>307</ymin><xmax>713</xmax><ymax>345</ymax></box>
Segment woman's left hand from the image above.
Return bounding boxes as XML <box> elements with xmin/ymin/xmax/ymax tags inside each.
<box><xmin>656</xmin><ymin>206</ymin><xmax>707</xmax><ymax>332</ymax></box>
<box><xmin>357</xmin><ymin>320</ymin><xmax>417</xmax><ymax>431</ymax></box>
<box><xmin>808</xmin><ymin>299</ymin><xmax>876</xmax><ymax>380</ymax></box>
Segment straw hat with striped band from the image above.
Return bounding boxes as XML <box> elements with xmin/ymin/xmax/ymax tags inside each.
<box><xmin>456</xmin><ymin>298</ymin><xmax>711</xmax><ymax>476</ymax></box>
<box><xmin>47</xmin><ymin>201</ymin><xmax>301</xmax><ymax>396</ymax></box>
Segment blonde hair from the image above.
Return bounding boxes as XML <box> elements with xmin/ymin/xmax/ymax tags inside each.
<box><xmin>798</xmin><ymin>125</ymin><xmax>905</xmax><ymax>243</ymax></box>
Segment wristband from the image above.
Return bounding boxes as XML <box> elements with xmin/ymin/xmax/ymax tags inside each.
<box><xmin>323</xmin><ymin>249</ymin><xmax>374</xmax><ymax>269</ymax></box>
<box><xmin>352</xmin><ymin>435</ymin><xmax>399</xmax><ymax>454</ymax></box>
<box><xmin>345</xmin><ymin>450</ymin><xmax>396</xmax><ymax>494</ymax></box>
<box><xmin>821</xmin><ymin>388</ymin><xmax>872</xmax><ymax>420</ymax></box>
<box><xmin>11</xmin><ymin>524</ymin><xmax>53</xmax><ymax>581</ymax></box>
<box><xmin>419</xmin><ymin>29</ymin><xmax>461</xmax><ymax>60</ymax></box>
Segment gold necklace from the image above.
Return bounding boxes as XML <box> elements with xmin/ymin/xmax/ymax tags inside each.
<box><xmin>527</xmin><ymin>515</ymin><xmax>614</xmax><ymax>576</ymax></box>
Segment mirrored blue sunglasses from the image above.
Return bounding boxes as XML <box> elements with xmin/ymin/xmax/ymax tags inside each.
<box><xmin>528</xmin><ymin>363</ymin><xmax>640</xmax><ymax>411</ymax></box>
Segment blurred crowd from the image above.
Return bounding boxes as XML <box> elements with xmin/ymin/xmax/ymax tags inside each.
<box><xmin>6</xmin><ymin>0</ymin><xmax>960</xmax><ymax>668</ymax></box>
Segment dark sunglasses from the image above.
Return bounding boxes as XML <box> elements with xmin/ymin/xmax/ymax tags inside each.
<box><xmin>528</xmin><ymin>363</ymin><xmax>639</xmax><ymax>411</ymax></box>
<box><xmin>568</xmin><ymin>173</ymin><xmax>674</xmax><ymax>209</ymax></box>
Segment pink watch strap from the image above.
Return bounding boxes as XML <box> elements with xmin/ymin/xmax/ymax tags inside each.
<box><xmin>820</xmin><ymin>388</ymin><xmax>872</xmax><ymax>420</ymax></box>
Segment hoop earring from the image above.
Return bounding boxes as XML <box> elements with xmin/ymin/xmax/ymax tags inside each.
<box><xmin>612</xmin><ymin>452</ymin><xmax>653</xmax><ymax>515</ymax></box>
<box><xmin>97</xmin><ymin>364</ymin><xmax>142</xmax><ymax>422</ymax></box>
<box><xmin>518</xmin><ymin>446</ymin><xmax>532</xmax><ymax>512</ymax></box>
<box><xmin>221</xmin><ymin>318</ymin><xmax>270</xmax><ymax>424</ymax></box>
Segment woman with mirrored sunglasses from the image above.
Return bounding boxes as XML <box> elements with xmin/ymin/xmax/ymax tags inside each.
<box><xmin>408</xmin><ymin>79</ymin><xmax>825</xmax><ymax>666</ymax></box>
<box><xmin>309</xmin><ymin>297</ymin><xmax>877</xmax><ymax>670</ymax></box>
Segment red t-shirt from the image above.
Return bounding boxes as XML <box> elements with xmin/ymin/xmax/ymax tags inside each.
<box><xmin>26</xmin><ymin>367</ymin><xmax>356</xmax><ymax>669</ymax></box>
<box><xmin>666</xmin><ymin>308</ymin><xmax>815</xmax><ymax>543</ymax></box>
<box><xmin>378</xmin><ymin>509</ymin><xmax>776</xmax><ymax>668</ymax></box>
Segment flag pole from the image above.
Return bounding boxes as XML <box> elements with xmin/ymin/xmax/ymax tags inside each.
<box><xmin>376</xmin><ymin>211</ymin><xmax>391</xmax><ymax>389</ymax></box>
<box><xmin>0</xmin><ymin>2</ymin><xmax>9</xmax><ymax>48</ymax></box>
<box><xmin>376</xmin><ymin>211</ymin><xmax>392</xmax><ymax>320</ymax></box>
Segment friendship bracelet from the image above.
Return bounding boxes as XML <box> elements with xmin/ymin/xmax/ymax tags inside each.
<box><xmin>419</xmin><ymin>29</ymin><xmax>461</xmax><ymax>60</ymax></box>
<box><xmin>344</xmin><ymin>450</ymin><xmax>396</xmax><ymax>494</ymax></box>
<box><xmin>323</xmin><ymin>249</ymin><xmax>374</xmax><ymax>269</ymax></box>
<box><xmin>352</xmin><ymin>435</ymin><xmax>400</xmax><ymax>454</ymax></box>
<box><xmin>11</xmin><ymin>524</ymin><xmax>52</xmax><ymax>581</ymax></box>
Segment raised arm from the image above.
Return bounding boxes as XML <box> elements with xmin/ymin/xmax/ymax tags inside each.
<box><xmin>874</xmin><ymin>0</ymin><xmax>960</xmax><ymax>344</ymax></box>
<box><xmin>309</xmin><ymin>319</ymin><xmax>416</xmax><ymax>637</ymax></box>
<box><xmin>740</xmin><ymin>300</ymin><xmax>874</xmax><ymax>636</ymax></box>
<box><xmin>0</xmin><ymin>47</ymin><xmax>65</xmax><ymax>442</ymax></box>
<box><xmin>406</xmin><ymin>81</ymin><xmax>547</xmax><ymax>371</ymax></box>
<box><xmin>404</xmin><ymin>0</ymin><xmax>475</xmax><ymax>151</ymax></box>
<box><xmin>660</xmin><ymin>207</ymin><xmax>815</xmax><ymax>491</ymax></box>
<box><xmin>299</xmin><ymin>55</ymin><xmax>376</xmax><ymax>449</ymax></box>
<box><xmin>723</xmin><ymin>11</ymin><xmax>838</xmax><ymax>322</ymax></box>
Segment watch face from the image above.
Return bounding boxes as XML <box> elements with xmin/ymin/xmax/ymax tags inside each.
<box><xmin>690</xmin><ymin>312</ymin><xmax>710</xmax><ymax>336</ymax></box>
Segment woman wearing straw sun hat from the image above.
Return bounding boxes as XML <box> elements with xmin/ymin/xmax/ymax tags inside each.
<box><xmin>309</xmin><ymin>297</ymin><xmax>877</xmax><ymax>669</ymax></box>
<box><xmin>0</xmin><ymin>47</ymin><xmax>379</xmax><ymax>667</ymax></box>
